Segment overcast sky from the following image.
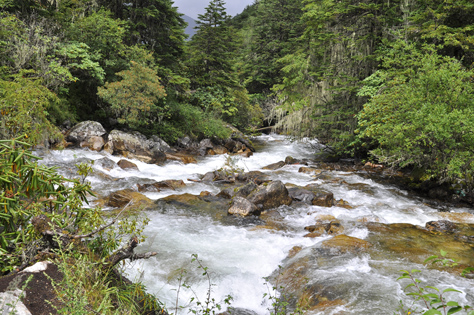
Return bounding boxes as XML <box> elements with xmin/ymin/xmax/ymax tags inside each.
<box><xmin>172</xmin><ymin>0</ymin><xmax>254</xmax><ymax>20</ymax></box>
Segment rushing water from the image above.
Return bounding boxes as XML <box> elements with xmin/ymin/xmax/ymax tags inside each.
<box><xmin>38</xmin><ymin>134</ymin><xmax>474</xmax><ymax>314</ymax></box>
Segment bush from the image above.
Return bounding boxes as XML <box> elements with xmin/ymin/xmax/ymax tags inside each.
<box><xmin>357</xmin><ymin>46</ymin><xmax>474</xmax><ymax>191</ymax></box>
<box><xmin>0</xmin><ymin>74</ymin><xmax>63</xmax><ymax>145</ymax></box>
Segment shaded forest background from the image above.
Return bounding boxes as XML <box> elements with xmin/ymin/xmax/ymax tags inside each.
<box><xmin>1</xmin><ymin>0</ymin><xmax>474</xmax><ymax>190</ymax></box>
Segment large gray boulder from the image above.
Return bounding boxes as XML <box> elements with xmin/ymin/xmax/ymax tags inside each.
<box><xmin>66</xmin><ymin>121</ymin><xmax>106</xmax><ymax>151</ymax></box>
<box><xmin>104</xmin><ymin>130</ymin><xmax>168</xmax><ymax>164</ymax></box>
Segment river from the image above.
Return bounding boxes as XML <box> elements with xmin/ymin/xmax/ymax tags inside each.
<box><xmin>39</xmin><ymin>134</ymin><xmax>474</xmax><ymax>314</ymax></box>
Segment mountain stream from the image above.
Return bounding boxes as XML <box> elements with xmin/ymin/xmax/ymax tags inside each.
<box><xmin>38</xmin><ymin>134</ymin><xmax>474</xmax><ymax>314</ymax></box>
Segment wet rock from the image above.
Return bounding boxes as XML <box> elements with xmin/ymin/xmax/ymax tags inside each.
<box><xmin>137</xmin><ymin>180</ymin><xmax>186</xmax><ymax>192</ymax></box>
<box><xmin>288</xmin><ymin>246</ymin><xmax>303</xmax><ymax>258</ymax></box>
<box><xmin>313</xmin><ymin>214</ymin><xmax>337</xmax><ymax>222</ymax></box>
<box><xmin>426</xmin><ymin>220</ymin><xmax>457</xmax><ymax>234</ymax></box>
<box><xmin>65</xmin><ymin>121</ymin><xmax>106</xmax><ymax>146</ymax></box>
<box><xmin>217</xmin><ymin>182</ymin><xmax>258</xmax><ymax>199</ymax></box>
<box><xmin>334</xmin><ymin>199</ymin><xmax>352</xmax><ymax>209</ymax></box>
<box><xmin>200</xmin><ymin>170</ymin><xmax>233</xmax><ymax>183</ymax></box>
<box><xmin>80</xmin><ymin>135</ymin><xmax>105</xmax><ymax>151</ymax></box>
<box><xmin>176</xmin><ymin>136</ymin><xmax>198</xmax><ymax>150</ymax></box>
<box><xmin>304</xmin><ymin>224</ymin><xmax>326</xmax><ymax>234</ymax></box>
<box><xmin>365</xmin><ymin>222</ymin><xmax>474</xmax><ymax>267</ymax></box>
<box><xmin>247</xmin><ymin>180</ymin><xmax>292</xmax><ymax>211</ymax></box>
<box><xmin>165</xmin><ymin>152</ymin><xmax>197</xmax><ymax>164</ymax></box>
<box><xmin>304</xmin><ymin>232</ymin><xmax>324</xmax><ymax>238</ymax></box>
<box><xmin>105</xmin><ymin>130</ymin><xmax>167</xmax><ymax>165</ymax></box>
<box><xmin>95</xmin><ymin>157</ymin><xmax>116</xmax><ymax>171</ymax></box>
<box><xmin>262</xmin><ymin>161</ymin><xmax>286</xmax><ymax>170</ymax></box>
<box><xmin>198</xmin><ymin>138</ymin><xmax>214</xmax><ymax>156</ymax></box>
<box><xmin>325</xmin><ymin>221</ymin><xmax>344</xmax><ymax>235</ymax></box>
<box><xmin>288</xmin><ymin>187</ymin><xmax>317</xmax><ymax>205</ymax></box>
<box><xmin>298</xmin><ymin>167</ymin><xmax>323</xmax><ymax>175</ymax></box>
<box><xmin>201</xmin><ymin>171</ymin><xmax>217</xmax><ymax>182</ymax></box>
<box><xmin>356</xmin><ymin>215</ymin><xmax>381</xmax><ymax>223</ymax></box>
<box><xmin>228</xmin><ymin>196</ymin><xmax>259</xmax><ymax>216</ymax></box>
<box><xmin>236</xmin><ymin>171</ymin><xmax>270</xmax><ymax>185</ymax></box>
<box><xmin>321</xmin><ymin>235</ymin><xmax>371</xmax><ymax>253</ymax></box>
<box><xmin>284</xmin><ymin>156</ymin><xmax>308</xmax><ymax>165</ymax></box>
<box><xmin>437</xmin><ymin>212</ymin><xmax>474</xmax><ymax>223</ymax></box>
<box><xmin>117</xmin><ymin>159</ymin><xmax>139</xmax><ymax>171</ymax></box>
<box><xmin>157</xmin><ymin>193</ymin><xmax>229</xmax><ymax>219</ymax></box>
<box><xmin>305</xmin><ymin>184</ymin><xmax>334</xmax><ymax>207</ymax></box>
<box><xmin>102</xmin><ymin>189</ymin><xmax>154</xmax><ymax>209</ymax></box>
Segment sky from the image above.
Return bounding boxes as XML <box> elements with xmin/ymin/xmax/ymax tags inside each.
<box><xmin>172</xmin><ymin>0</ymin><xmax>254</xmax><ymax>20</ymax></box>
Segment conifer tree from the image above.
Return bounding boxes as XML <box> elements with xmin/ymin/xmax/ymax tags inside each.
<box><xmin>186</xmin><ymin>0</ymin><xmax>237</xmax><ymax>89</ymax></box>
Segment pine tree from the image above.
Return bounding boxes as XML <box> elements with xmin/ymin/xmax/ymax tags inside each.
<box><xmin>186</xmin><ymin>0</ymin><xmax>237</xmax><ymax>89</ymax></box>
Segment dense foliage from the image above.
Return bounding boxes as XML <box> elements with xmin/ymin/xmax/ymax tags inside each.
<box><xmin>2</xmin><ymin>0</ymin><xmax>474</xmax><ymax>202</ymax></box>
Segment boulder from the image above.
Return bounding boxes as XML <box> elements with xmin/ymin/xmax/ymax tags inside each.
<box><xmin>156</xmin><ymin>193</ymin><xmax>229</xmax><ymax>219</ymax></box>
<box><xmin>284</xmin><ymin>156</ymin><xmax>308</xmax><ymax>165</ymax></box>
<box><xmin>198</xmin><ymin>138</ymin><xmax>214</xmax><ymax>156</ymax></box>
<box><xmin>321</xmin><ymin>235</ymin><xmax>371</xmax><ymax>253</ymax></box>
<box><xmin>80</xmin><ymin>135</ymin><xmax>105</xmax><ymax>151</ymax></box>
<box><xmin>228</xmin><ymin>196</ymin><xmax>259</xmax><ymax>217</ymax></box>
<box><xmin>176</xmin><ymin>136</ymin><xmax>198</xmax><ymax>150</ymax></box>
<box><xmin>304</xmin><ymin>184</ymin><xmax>334</xmax><ymax>207</ymax></box>
<box><xmin>298</xmin><ymin>167</ymin><xmax>323</xmax><ymax>175</ymax></box>
<box><xmin>95</xmin><ymin>157</ymin><xmax>116</xmax><ymax>171</ymax></box>
<box><xmin>236</xmin><ymin>171</ymin><xmax>270</xmax><ymax>185</ymax></box>
<box><xmin>217</xmin><ymin>182</ymin><xmax>258</xmax><ymax>199</ymax></box>
<box><xmin>165</xmin><ymin>152</ymin><xmax>197</xmax><ymax>164</ymax></box>
<box><xmin>117</xmin><ymin>159</ymin><xmax>139</xmax><ymax>171</ymax></box>
<box><xmin>104</xmin><ymin>130</ymin><xmax>167</xmax><ymax>165</ymax></box>
<box><xmin>425</xmin><ymin>220</ymin><xmax>457</xmax><ymax>234</ymax></box>
<box><xmin>262</xmin><ymin>161</ymin><xmax>286</xmax><ymax>170</ymax></box>
<box><xmin>104</xmin><ymin>189</ymin><xmax>154</xmax><ymax>209</ymax></box>
<box><xmin>65</xmin><ymin>121</ymin><xmax>106</xmax><ymax>146</ymax></box>
<box><xmin>288</xmin><ymin>187</ymin><xmax>317</xmax><ymax>205</ymax></box>
<box><xmin>137</xmin><ymin>180</ymin><xmax>186</xmax><ymax>192</ymax></box>
<box><xmin>325</xmin><ymin>221</ymin><xmax>344</xmax><ymax>235</ymax></box>
<box><xmin>247</xmin><ymin>180</ymin><xmax>292</xmax><ymax>211</ymax></box>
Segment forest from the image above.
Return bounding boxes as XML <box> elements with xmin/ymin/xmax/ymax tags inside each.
<box><xmin>1</xmin><ymin>0</ymin><xmax>474</xmax><ymax>191</ymax></box>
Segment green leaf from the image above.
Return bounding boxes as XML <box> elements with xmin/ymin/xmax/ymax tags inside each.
<box><xmin>423</xmin><ymin>309</ymin><xmax>442</xmax><ymax>315</ymax></box>
<box><xmin>424</xmin><ymin>255</ymin><xmax>439</xmax><ymax>263</ymax></box>
<box><xmin>426</xmin><ymin>286</ymin><xmax>440</xmax><ymax>292</ymax></box>
<box><xmin>447</xmin><ymin>306</ymin><xmax>462</xmax><ymax>315</ymax></box>
<box><xmin>440</xmin><ymin>249</ymin><xmax>447</xmax><ymax>257</ymax></box>
<box><xmin>442</xmin><ymin>288</ymin><xmax>462</xmax><ymax>293</ymax></box>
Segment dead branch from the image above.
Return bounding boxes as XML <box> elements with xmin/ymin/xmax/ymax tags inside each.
<box><xmin>104</xmin><ymin>236</ymin><xmax>157</xmax><ymax>268</ymax></box>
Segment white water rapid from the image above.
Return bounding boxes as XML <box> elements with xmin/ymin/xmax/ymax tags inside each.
<box><xmin>38</xmin><ymin>134</ymin><xmax>474</xmax><ymax>314</ymax></box>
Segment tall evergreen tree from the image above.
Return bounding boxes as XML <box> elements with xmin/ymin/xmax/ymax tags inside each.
<box><xmin>240</xmin><ymin>0</ymin><xmax>305</xmax><ymax>94</ymax></box>
<box><xmin>99</xmin><ymin>0</ymin><xmax>187</xmax><ymax>68</ymax></box>
<box><xmin>186</xmin><ymin>0</ymin><xmax>237</xmax><ymax>89</ymax></box>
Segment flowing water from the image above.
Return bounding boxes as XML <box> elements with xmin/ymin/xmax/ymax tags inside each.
<box><xmin>38</xmin><ymin>134</ymin><xmax>474</xmax><ymax>314</ymax></box>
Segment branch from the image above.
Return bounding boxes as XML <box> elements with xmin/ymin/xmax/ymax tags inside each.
<box><xmin>73</xmin><ymin>201</ymin><xmax>131</xmax><ymax>239</ymax></box>
<box><xmin>103</xmin><ymin>236</ymin><xmax>157</xmax><ymax>269</ymax></box>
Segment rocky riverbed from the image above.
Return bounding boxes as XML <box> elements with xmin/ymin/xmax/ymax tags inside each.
<box><xmin>5</xmin><ymin>122</ymin><xmax>474</xmax><ymax>315</ymax></box>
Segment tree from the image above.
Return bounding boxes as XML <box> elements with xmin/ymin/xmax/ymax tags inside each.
<box><xmin>240</xmin><ymin>0</ymin><xmax>305</xmax><ymax>94</ymax></box>
<box><xmin>99</xmin><ymin>0</ymin><xmax>187</xmax><ymax>69</ymax></box>
<box><xmin>186</xmin><ymin>0</ymin><xmax>237</xmax><ymax>89</ymax></box>
<box><xmin>97</xmin><ymin>58</ymin><xmax>167</xmax><ymax>130</ymax></box>
<box><xmin>357</xmin><ymin>43</ymin><xmax>474</xmax><ymax>190</ymax></box>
